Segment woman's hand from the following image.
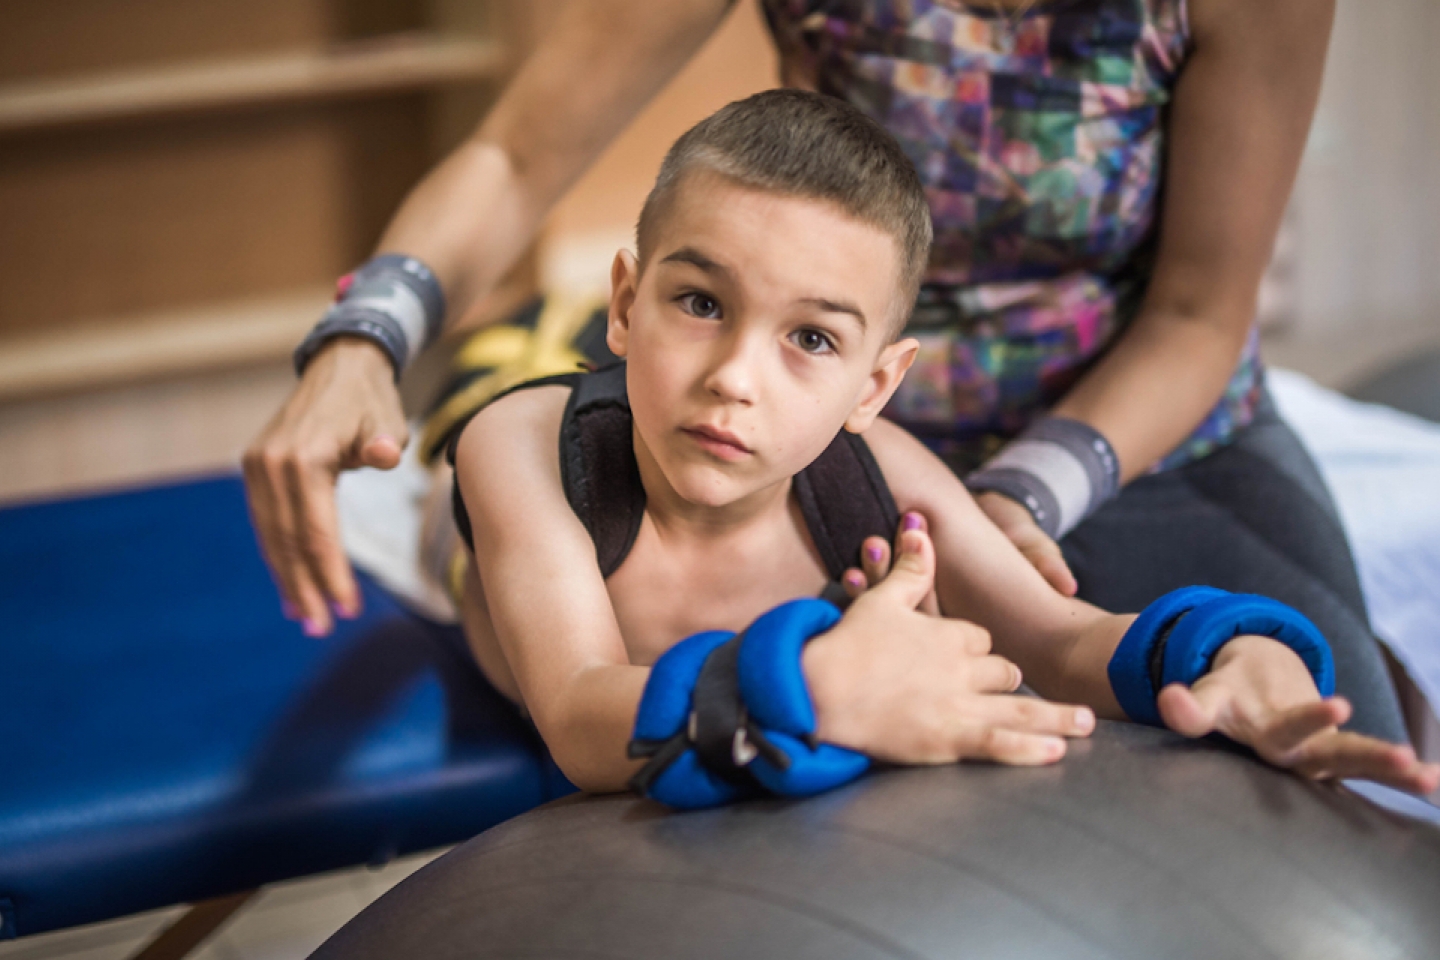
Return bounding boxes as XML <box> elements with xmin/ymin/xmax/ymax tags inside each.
<box><xmin>973</xmin><ymin>491</ymin><xmax>1078</xmax><ymax>596</ymax></box>
<box><xmin>1158</xmin><ymin>635</ymin><xmax>1440</xmax><ymax>795</ymax></box>
<box><xmin>243</xmin><ymin>339</ymin><xmax>409</xmax><ymax>636</ymax></box>
<box><xmin>810</xmin><ymin>514</ymin><xmax>1096</xmax><ymax>766</ymax></box>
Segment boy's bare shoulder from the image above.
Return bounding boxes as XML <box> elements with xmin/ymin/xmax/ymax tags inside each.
<box><xmin>454</xmin><ymin>382</ymin><xmax>573</xmax><ymax>487</ymax></box>
<box><xmin>458</xmin><ymin>382</ymin><xmax>571</xmax><ymax>450</ymax></box>
<box><xmin>860</xmin><ymin>418</ymin><xmax>971</xmax><ymax>519</ymax></box>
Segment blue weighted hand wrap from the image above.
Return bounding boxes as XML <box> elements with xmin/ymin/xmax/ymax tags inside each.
<box><xmin>737</xmin><ymin>599</ymin><xmax>870</xmax><ymax>797</ymax></box>
<box><xmin>1108</xmin><ymin>586</ymin><xmax>1226</xmax><ymax>726</ymax></box>
<box><xmin>630</xmin><ymin>629</ymin><xmax>743</xmax><ymax>810</ymax></box>
<box><xmin>628</xmin><ymin>598</ymin><xmax>868</xmax><ymax>809</ymax></box>
<box><xmin>1163</xmin><ymin>593</ymin><xmax>1336</xmax><ymax>698</ymax></box>
<box><xmin>1109</xmin><ymin>587</ymin><xmax>1337</xmax><ymax>727</ymax></box>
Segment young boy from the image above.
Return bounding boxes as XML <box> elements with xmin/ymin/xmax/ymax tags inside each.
<box><xmin>449</xmin><ymin>90</ymin><xmax>1436</xmax><ymax>802</ymax></box>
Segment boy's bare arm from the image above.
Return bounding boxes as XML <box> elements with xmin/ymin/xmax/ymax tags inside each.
<box><xmin>455</xmin><ymin>392</ymin><xmax>1097</xmax><ymax>791</ymax></box>
<box><xmin>863</xmin><ymin>419</ymin><xmax>1440</xmax><ymax>794</ymax></box>
<box><xmin>455</xmin><ymin>387</ymin><xmax>647</xmax><ymax>793</ymax></box>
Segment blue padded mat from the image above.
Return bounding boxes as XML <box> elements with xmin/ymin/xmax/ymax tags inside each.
<box><xmin>0</xmin><ymin>475</ymin><xmax>566</xmax><ymax>939</ymax></box>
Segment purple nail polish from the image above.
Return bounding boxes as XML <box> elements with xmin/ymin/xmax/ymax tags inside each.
<box><xmin>301</xmin><ymin>618</ymin><xmax>325</xmax><ymax>638</ymax></box>
<box><xmin>903</xmin><ymin>512</ymin><xmax>923</xmax><ymax>532</ymax></box>
<box><xmin>865</xmin><ymin>544</ymin><xmax>884</xmax><ymax>563</ymax></box>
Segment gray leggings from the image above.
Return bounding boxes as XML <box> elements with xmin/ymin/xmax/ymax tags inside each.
<box><xmin>1060</xmin><ymin>387</ymin><xmax>1409</xmax><ymax>743</ymax></box>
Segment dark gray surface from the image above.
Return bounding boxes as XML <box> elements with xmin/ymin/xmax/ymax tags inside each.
<box><xmin>1350</xmin><ymin>347</ymin><xmax>1440</xmax><ymax>424</ymax></box>
<box><xmin>312</xmin><ymin>722</ymin><xmax>1440</xmax><ymax>960</ymax></box>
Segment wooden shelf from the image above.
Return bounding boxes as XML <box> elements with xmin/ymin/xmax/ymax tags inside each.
<box><xmin>0</xmin><ymin>289</ymin><xmax>332</xmax><ymax>400</ymax></box>
<box><xmin>0</xmin><ymin>33</ymin><xmax>507</xmax><ymax>136</ymax></box>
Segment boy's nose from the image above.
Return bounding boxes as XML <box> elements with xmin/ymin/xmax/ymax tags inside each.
<box><xmin>703</xmin><ymin>332</ymin><xmax>759</xmax><ymax>405</ymax></box>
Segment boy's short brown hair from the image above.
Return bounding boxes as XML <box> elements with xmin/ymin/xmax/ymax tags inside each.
<box><xmin>636</xmin><ymin>89</ymin><xmax>932</xmax><ymax>332</ymax></box>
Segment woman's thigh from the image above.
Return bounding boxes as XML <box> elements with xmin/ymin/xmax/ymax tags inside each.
<box><xmin>1060</xmin><ymin>395</ymin><xmax>1408</xmax><ymax>743</ymax></box>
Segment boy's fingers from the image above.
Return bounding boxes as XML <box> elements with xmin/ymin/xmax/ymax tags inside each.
<box><xmin>955</xmin><ymin>726</ymin><xmax>1067</xmax><ymax>766</ymax></box>
<box><xmin>979</xmin><ymin>695</ymin><xmax>1095</xmax><ymax>737</ymax></box>
<box><xmin>1287</xmin><ymin>735</ymin><xmax>1432</xmax><ymax>791</ymax></box>
<box><xmin>869</xmin><ymin>521</ymin><xmax>936</xmax><ymax>612</ymax></box>
<box><xmin>1157</xmin><ymin>682</ymin><xmax>1225</xmax><ymax>738</ymax></box>
<box><xmin>1253</xmin><ymin>699</ymin><xmax>1349</xmax><ymax>760</ymax></box>
<box><xmin>969</xmin><ymin>655</ymin><xmax>1023</xmax><ymax>693</ymax></box>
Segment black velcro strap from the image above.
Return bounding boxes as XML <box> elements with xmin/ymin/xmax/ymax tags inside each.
<box><xmin>794</xmin><ymin>431</ymin><xmax>901</xmax><ymax>581</ymax></box>
<box><xmin>689</xmin><ymin>636</ymin><xmax>757</xmax><ymax>789</ymax></box>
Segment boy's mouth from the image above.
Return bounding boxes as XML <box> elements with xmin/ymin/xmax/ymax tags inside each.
<box><xmin>681</xmin><ymin>424</ymin><xmax>751</xmax><ymax>461</ymax></box>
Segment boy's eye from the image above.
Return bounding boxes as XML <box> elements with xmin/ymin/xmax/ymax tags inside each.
<box><xmin>792</xmin><ymin>327</ymin><xmax>836</xmax><ymax>355</ymax></box>
<box><xmin>679</xmin><ymin>292</ymin><xmax>722</xmax><ymax>319</ymax></box>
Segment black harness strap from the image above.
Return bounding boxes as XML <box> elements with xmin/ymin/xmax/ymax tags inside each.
<box><xmin>793</xmin><ymin>431</ymin><xmax>901</xmax><ymax>582</ymax></box>
<box><xmin>559</xmin><ymin>364</ymin><xmax>647</xmax><ymax>578</ymax></box>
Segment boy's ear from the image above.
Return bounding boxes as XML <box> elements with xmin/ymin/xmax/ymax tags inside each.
<box><xmin>844</xmin><ymin>337</ymin><xmax>918</xmax><ymax>434</ymax></box>
<box><xmin>606</xmin><ymin>249</ymin><xmax>641</xmax><ymax>358</ymax></box>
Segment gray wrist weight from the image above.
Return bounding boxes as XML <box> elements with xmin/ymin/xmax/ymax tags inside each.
<box><xmin>293</xmin><ymin>254</ymin><xmax>446</xmax><ymax>380</ymax></box>
<box><xmin>967</xmin><ymin>417</ymin><xmax>1120</xmax><ymax>540</ymax></box>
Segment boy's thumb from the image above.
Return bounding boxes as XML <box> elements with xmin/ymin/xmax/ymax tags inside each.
<box><xmin>871</xmin><ymin>527</ymin><xmax>936</xmax><ymax>612</ymax></box>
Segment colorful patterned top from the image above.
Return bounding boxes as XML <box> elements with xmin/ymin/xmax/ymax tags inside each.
<box><xmin>760</xmin><ymin>0</ymin><xmax>1263</xmax><ymax>473</ymax></box>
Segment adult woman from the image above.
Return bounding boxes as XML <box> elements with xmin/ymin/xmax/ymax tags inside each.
<box><xmin>246</xmin><ymin>0</ymin><xmax>1408</xmax><ymax>742</ymax></box>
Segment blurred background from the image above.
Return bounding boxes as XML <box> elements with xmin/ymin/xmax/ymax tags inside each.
<box><xmin>2</xmin><ymin>0</ymin><xmax>1436</xmax><ymax>508</ymax></box>
<box><xmin>0</xmin><ymin>2</ymin><xmax>1436</xmax><ymax>957</ymax></box>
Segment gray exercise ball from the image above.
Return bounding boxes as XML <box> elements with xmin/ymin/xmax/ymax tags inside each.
<box><xmin>312</xmin><ymin>721</ymin><xmax>1440</xmax><ymax>960</ymax></box>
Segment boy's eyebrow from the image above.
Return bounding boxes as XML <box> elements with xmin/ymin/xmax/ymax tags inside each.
<box><xmin>659</xmin><ymin>246</ymin><xmax>732</xmax><ymax>280</ymax></box>
<box><xmin>798</xmin><ymin>296</ymin><xmax>867</xmax><ymax>331</ymax></box>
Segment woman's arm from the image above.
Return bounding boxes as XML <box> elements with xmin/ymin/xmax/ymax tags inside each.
<box><xmin>976</xmin><ymin>0</ymin><xmax>1336</xmax><ymax>590</ymax></box>
<box><xmin>245</xmin><ymin>0</ymin><xmax>737</xmax><ymax>635</ymax></box>
<box><xmin>1052</xmin><ymin>0</ymin><xmax>1333</xmax><ymax>475</ymax></box>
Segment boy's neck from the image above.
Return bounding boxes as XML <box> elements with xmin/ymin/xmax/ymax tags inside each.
<box><xmin>631</xmin><ymin>425</ymin><xmax>794</xmax><ymax>542</ymax></box>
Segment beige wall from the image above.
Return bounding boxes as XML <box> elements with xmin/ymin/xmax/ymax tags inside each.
<box><xmin>539</xmin><ymin>0</ymin><xmax>777</xmax><ymax>292</ymax></box>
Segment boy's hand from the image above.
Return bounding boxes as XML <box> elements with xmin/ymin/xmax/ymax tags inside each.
<box><xmin>243</xmin><ymin>339</ymin><xmax>409</xmax><ymax>636</ymax></box>
<box><xmin>809</xmin><ymin>513</ymin><xmax>1096</xmax><ymax>767</ymax></box>
<box><xmin>972</xmin><ymin>491</ymin><xmax>1077</xmax><ymax>596</ymax></box>
<box><xmin>1158</xmin><ymin>635</ymin><xmax>1440</xmax><ymax>796</ymax></box>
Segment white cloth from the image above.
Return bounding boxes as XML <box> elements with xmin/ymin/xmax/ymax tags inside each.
<box><xmin>335</xmin><ymin>423</ymin><xmax>457</xmax><ymax>623</ymax></box>
<box><xmin>1269</xmin><ymin>368</ymin><xmax>1440</xmax><ymax>715</ymax></box>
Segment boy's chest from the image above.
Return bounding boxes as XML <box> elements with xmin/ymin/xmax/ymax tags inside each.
<box><xmin>603</xmin><ymin>514</ymin><xmax>831</xmax><ymax>666</ymax></box>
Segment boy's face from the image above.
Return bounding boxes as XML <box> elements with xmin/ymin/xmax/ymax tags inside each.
<box><xmin>607</xmin><ymin>171</ymin><xmax>917</xmax><ymax>511</ymax></box>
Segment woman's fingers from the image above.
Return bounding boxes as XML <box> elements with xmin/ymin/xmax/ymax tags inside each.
<box><xmin>244</xmin><ymin>440</ymin><xmax>328</xmax><ymax>632</ymax></box>
<box><xmin>1026</xmin><ymin>543</ymin><xmax>1079</xmax><ymax>596</ymax></box>
<box><xmin>974</xmin><ymin>491</ymin><xmax>1077</xmax><ymax>596</ymax></box>
<box><xmin>861</xmin><ymin>535</ymin><xmax>891</xmax><ymax>587</ymax></box>
<box><xmin>287</xmin><ymin>452</ymin><xmax>362</xmax><ymax>621</ymax></box>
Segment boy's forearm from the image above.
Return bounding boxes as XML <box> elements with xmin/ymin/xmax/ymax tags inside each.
<box><xmin>1032</xmin><ymin>611</ymin><xmax>1132</xmax><ymax>720</ymax></box>
<box><xmin>533</xmin><ymin>663</ymin><xmax>650</xmax><ymax>794</ymax></box>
